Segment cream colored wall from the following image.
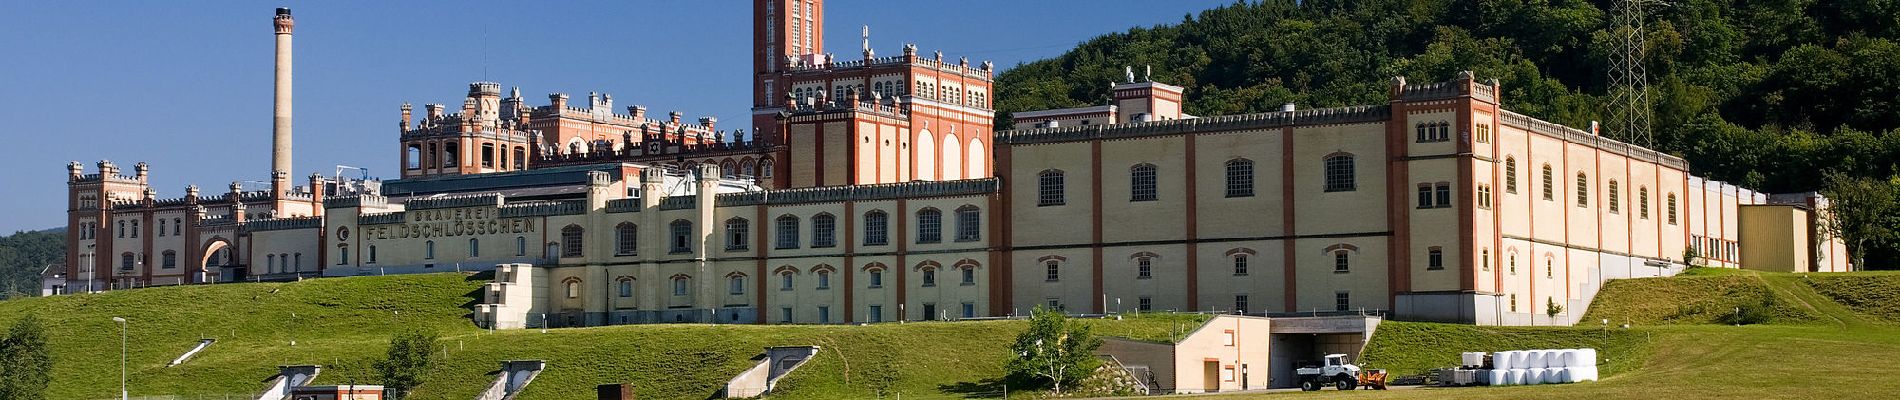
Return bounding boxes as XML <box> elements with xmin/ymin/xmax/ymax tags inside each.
<box><xmin>1292</xmin><ymin>123</ymin><xmax>1387</xmax><ymax>235</ymax></box>
<box><xmin>1170</xmin><ymin>316</ymin><xmax>1271</xmax><ymax>393</ymax></box>
<box><xmin>1100</xmin><ymin>135</ymin><xmax>1188</xmax><ymax>242</ymax></box>
<box><xmin>1008</xmin><ymin>142</ymin><xmax>1095</xmax><ymax>247</ymax></box>
<box><xmin>1011</xmin><ymin>249</ymin><xmax>1093</xmax><ymax>314</ymax></box>
<box><xmin>1193</xmin><ymin>129</ymin><xmax>1284</xmax><ymax>238</ymax></box>
<box><xmin>1102</xmin><ymin>244</ymin><xmax>1191</xmax><ymax>313</ymax></box>
<box><xmin>1407</xmin><ymin>156</ymin><xmax>1462</xmax><ymax>294</ymax></box>
<box><xmin>791</xmin><ymin>124</ymin><xmax>818</xmax><ymax>187</ymax></box>
<box><xmin>1294</xmin><ymin>237</ymin><xmax>1389</xmax><ymax>311</ymax></box>
<box><xmin>1194</xmin><ymin>242</ymin><xmax>1284</xmax><ymax>313</ymax></box>
<box><xmin>824</xmin><ymin>121</ymin><xmax>848</xmax><ymax>185</ymax></box>
<box><xmin>248</xmin><ymin>227</ymin><xmax>319</xmax><ymax>275</ymax></box>
<box><xmin>1739</xmin><ymin>206</ymin><xmax>1807</xmax><ymax>272</ymax></box>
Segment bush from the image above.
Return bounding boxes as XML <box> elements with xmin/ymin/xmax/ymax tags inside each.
<box><xmin>375</xmin><ymin>329</ymin><xmax>439</xmax><ymax>399</ymax></box>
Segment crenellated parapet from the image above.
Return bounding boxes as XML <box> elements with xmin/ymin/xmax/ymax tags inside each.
<box><xmin>997</xmin><ymin>104</ymin><xmax>1392</xmax><ymax>146</ymax></box>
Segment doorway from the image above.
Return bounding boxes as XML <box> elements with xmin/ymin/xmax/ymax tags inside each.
<box><xmin>1203</xmin><ymin>360</ymin><xmax>1220</xmax><ymax>392</ymax></box>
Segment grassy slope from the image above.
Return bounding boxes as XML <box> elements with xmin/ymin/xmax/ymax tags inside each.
<box><xmin>0</xmin><ymin>273</ymin><xmax>1200</xmax><ymax>399</ymax></box>
<box><xmin>1580</xmin><ymin>273</ymin><xmax>1817</xmax><ymax>326</ymax></box>
<box><xmin>1802</xmin><ymin>272</ymin><xmax>1900</xmax><ymax>323</ymax></box>
<box><xmin>1358</xmin><ymin>322</ymin><xmax>1648</xmax><ymax>378</ymax></box>
<box><xmin>1205</xmin><ymin>270</ymin><xmax>1900</xmax><ymax>400</ymax></box>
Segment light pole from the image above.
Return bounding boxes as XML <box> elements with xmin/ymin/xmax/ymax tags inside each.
<box><xmin>112</xmin><ymin>316</ymin><xmax>127</xmax><ymax>400</ymax></box>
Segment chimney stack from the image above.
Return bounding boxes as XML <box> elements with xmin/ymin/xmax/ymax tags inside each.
<box><xmin>272</xmin><ymin>8</ymin><xmax>295</xmax><ymax>180</ymax></box>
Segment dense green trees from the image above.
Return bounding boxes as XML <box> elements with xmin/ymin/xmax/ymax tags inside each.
<box><xmin>1006</xmin><ymin>306</ymin><xmax>1102</xmax><ymax>395</ymax></box>
<box><xmin>376</xmin><ymin>329</ymin><xmax>439</xmax><ymax>399</ymax></box>
<box><xmin>0</xmin><ymin>230</ymin><xmax>63</xmax><ymax>300</ymax></box>
<box><xmin>995</xmin><ymin>0</ymin><xmax>1900</xmax><ymax>268</ymax></box>
<box><xmin>0</xmin><ymin>315</ymin><xmax>52</xmax><ymax>400</ymax></box>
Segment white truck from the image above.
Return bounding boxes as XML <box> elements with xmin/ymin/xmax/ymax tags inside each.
<box><xmin>1296</xmin><ymin>354</ymin><xmax>1378</xmax><ymax>391</ymax></box>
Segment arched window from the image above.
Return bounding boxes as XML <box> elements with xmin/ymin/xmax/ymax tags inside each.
<box><xmin>406</xmin><ymin>145</ymin><xmax>422</xmax><ymax>170</ymax></box>
<box><xmin>162</xmin><ymin>250</ymin><xmax>177</xmax><ymax>268</ymax></box>
<box><xmin>721</xmin><ymin>160</ymin><xmax>738</xmax><ymax>178</ymax></box>
<box><xmin>158</xmin><ymin>219</ymin><xmax>166</xmax><ymax>237</ymax></box>
<box><xmin>615</xmin><ymin>222</ymin><xmax>638</xmax><ymax>256</ymax></box>
<box><xmin>739</xmin><ymin>160</ymin><xmax>756</xmax><ymax>178</ymax></box>
<box><xmin>368</xmin><ymin>245</ymin><xmax>378</xmax><ymax>264</ymax></box>
<box><xmin>1576</xmin><ymin>173</ymin><xmax>1589</xmax><ymax>207</ymax></box>
<box><xmin>812</xmin><ymin>213</ymin><xmax>837</xmax><ymax>248</ymax></box>
<box><xmin>916</xmin><ymin>208</ymin><xmax>942</xmax><ymax>243</ymax></box>
<box><xmin>955</xmin><ymin>205</ymin><xmax>981</xmax><ymax>242</ymax></box>
<box><xmin>816</xmin><ymin>268</ymin><xmax>832</xmax><ymax>289</ymax></box>
<box><xmin>1667</xmin><ymin>193</ymin><xmax>1679</xmax><ymax>225</ymax></box>
<box><xmin>728</xmin><ymin>273</ymin><xmax>747</xmax><ymax>295</ymax></box>
<box><xmin>780</xmin><ymin>269</ymin><xmax>795</xmax><ymax>290</ymax></box>
<box><xmin>726</xmin><ymin>218</ymin><xmax>750</xmax><ymax>250</ymax></box>
<box><xmin>775</xmin><ymin>215</ymin><xmax>801</xmax><ymax>249</ymax></box>
<box><xmin>1323</xmin><ymin>154</ymin><xmax>1355</xmax><ymax>192</ymax></box>
<box><xmin>1414</xmin><ymin>122</ymin><xmax>1429</xmax><ymax>143</ymax></box>
<box><xmin>561</xmin><ymin>225</ymin><xmax>584</xmax><ymax>257</ymax></box>
<box><xmin>129</xmin><ymin>220</ymin><xmax>138</xmax><ymax>238</ymax></box>
<box><xmin>1509</xmin><ymin>251</ymin><xmax>1518</xmax><ymax>274</ymax></box>
<box><xmin>669</xmin><ymin>220</ymin><xmax>693</xmax><ymax>253</ymax></box>
<box><xmin>1333</xmin><ymin>251</ymin><xmax>1351</xmax><ymax>273</ymax></box>
<box><xmin>514</xmin><ymin>237</ymin><xmax>526</xmax><ymax>256</ymax></box>
<box><xmin>1608</xmin><ymin>180</ymin><xmax>1621</xmax><ymax>214</ymax></box>
<box><xmin>921</xmin><ymin>266</ymin><xmax>938</xmax><ymax>287</ymax></box>
<box><xmin>118</xmin><ymin>221</ymin><xmax>125</xmax><ymax>238</ymax></box>
<box><xmin>916</xmin><ymin>130</ymin><xmax>936</xmax><ymax>180</ymax></box>
<box><xmin>760</xmin><ymin>157</ymin><xmax>775</xmax><ymax>178</ymax></box>
<box><xmin>863</xmin><ymin>211</ymin><xmax>889</xmax><ymax>246</ymax></box>
<box><xmin>1639</xmin><ymin>187</ymin><xmax>1651</xmax><ymax>219</ymax></box>
<box><xmin>425</xmin><ymin>240</ymin><xmax>436</xmax><ymax>260</ymax></box>
<box><xmin>672</xmin><ymin>275</ymin><xmax>690</xmax><ymax>296</ymax></box>
<box><xmin>513</xmin><ymin>146</ymin><xmax>526</xmax><ymax>169</ymax></box>
<box><xmin>1541</xmin><ymin>164</ymin><xmax>1555</xmax><ymax>201</ymax></box>
<box><xmin>1045</xmin><ymin>260</ymin><xmax>1060</xmax><ymax>281</ymax></box>
<box><xmin>565</xmin><ymin>278</ymin><xmax>581</xmax><ymax>299</ymax></box>
<box><xmin>1135</xmin><ymin>256</ymin><xmax>1153</xmax><ymax>279</ymax></box>
<box><xmin>1504</xmin><ymin>157</ymin><xmax>1518</xmax><ymax>194</ymax></box>
<box><xmin>468</xmin><ymin>238</ymin><xmax>480</xmax><ymax>258</ymax></box>
<box><xmin>618</xmin><ymin>277</ymin><xmax>634</xmax><ymax>298</ymax></box>
<box><xmin>1226</xmin><ymin>158</ymin><xmax>1255</xmax><ymax>198</ymax></box>
<box><xmin>1037</xmin><ymin>170</ymin><xmax>1065</xmax><ymax>206</ymax></box>
<box><xmin>960</xmin><ymin>263</ymin><xmax>977</xmax><ymax>285</ymax></box>
<box><xmin>867</xmin><ymin>265</ymin><xmax>886</xmax><ymax>287</ymax></box>
<box><xmin>1234</xmin><ymin>254</ymin><xmax>1249</xmax><ymax>276</ymax></box>
<box><xmin>1129</xmin><ymin>163</ymin><xmax>1157</xmax><ymax>201</ymax></box>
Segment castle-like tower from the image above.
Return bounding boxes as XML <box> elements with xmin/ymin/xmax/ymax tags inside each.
<box><xmin>750</xmin><ymin>0</ymin><xmax>997</xmax><ymax>188</ymax></box>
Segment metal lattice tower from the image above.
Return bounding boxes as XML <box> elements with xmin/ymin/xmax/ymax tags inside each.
<box><xmin>1607</xmin><ymin>0</ymin><xmax>1656</xmax><ymax>146</ymax></box>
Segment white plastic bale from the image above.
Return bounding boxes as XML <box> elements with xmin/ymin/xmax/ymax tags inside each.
<box><xmin>1526</xmin><ymin>350</ymin><xmax>1546</xmax><ymax>369</ymax></box>
<box><xmin>1463</xmin><ymin>352</ymin><xmax>1486</xmax><ymax>367</ymax></box>
<box><xmin>1494</xmin><ymin>351</ymin><xmax>1515</xmax><ymax>370</ymax></box>
<box><xmin>1525</xmin><ymin>368</ymin><xmax>1545</xmax><ymax>385</ymax></box>
<box><xmin>1547</xmin><ymin>367</ymin><xmax>1569</xmax><ymax>384</ymax></box>
<box><xmin>1487</xmin><ymin>369</ymin><xmax>1507</xmax><ymax>386</ymax></box>
<box><xmin>1506</xmin><ymin>369</ymin><xmax>1525</xmax><ymax>385</ymax></box>
<box><xmin>1578</xmin><ymin>348</ymin><xmax>1599</xmax><ymax>367</ymax></box>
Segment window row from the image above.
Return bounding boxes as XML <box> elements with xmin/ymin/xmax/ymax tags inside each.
<box><xmin>1505</xmin><ymin>157</ymin><xmax>1680</xmax><ymax>225</ymax></box>
<box><xmin>1037</xmin><ymin>155</ymin><xmax>1355</xmax><ymax>207</ymax></box>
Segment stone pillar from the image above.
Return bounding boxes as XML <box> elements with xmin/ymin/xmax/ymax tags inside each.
<box><xmin>272</xmin><ymin>8</ymin><xmax>295</xmax><ymax>178</ymax></box>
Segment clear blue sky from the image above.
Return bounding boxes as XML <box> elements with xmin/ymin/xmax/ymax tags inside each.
<box><xmin>0</xmin><ymin>0</ymin><xmax>1234</xmax><ymax>233</ymax></box>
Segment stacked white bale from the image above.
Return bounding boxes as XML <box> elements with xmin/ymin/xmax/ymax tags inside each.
<box><xmin>1526</xmin><ymin>350</ymin><xmax>1546</xmax><ymax>369</ymax></box>
<box><xmin>1506</xmin><ymin>369</ymin><xmax>1526</xmax><ymax>385</ymax></box>
<box><xmin>1578</xmin><ymin>348</ymin><xmax>1598</xmax><ymax>367</ymax></box>
<box><xmin>1562</xmin><ymin>349</ymin><xmax>1581</xmax><ymax>367</ymax></box>
<box><xmin>1546</xmin><ymin>367</ymin><xmax>1568</xmax><ymax>384</ymax></box>
<box><xmin>1525</xmin><ymin>368</ymin><xmax>1546</xmax><ymax>385</ymax></box>
<box><xmin>1512</xmin><ymin>351</ymin><xmax>1531</xmax><ymax>370</ymax></box>
<box><xmin>1494</xmin><ymin>351</ymin><xmax>1516</xmax><ymax>370</ymax></box>
<box><xmin>1487</xmin><ymin>369</ymin><xmax>1508</xmax><ymax>386</ymax></box>
<box><xmin>1462</xmin><ymin>352</ymin><xmax>1486</xmax><ymax>367</ymax></box>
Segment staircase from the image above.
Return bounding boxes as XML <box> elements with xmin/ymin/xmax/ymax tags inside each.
<box><xmin>255</xmin><ymin>365</ymin><xmax>321</xmax><ymax>400</ymax></box>
<box><xmin>723</xmin><ymin>346</ymin><xmax>821</xmax><ymax>398</ymax></box>
<box><xmin>474</xmin><ymin>360</ymin><xmax>546</xmax><ymax>400</ymax></box>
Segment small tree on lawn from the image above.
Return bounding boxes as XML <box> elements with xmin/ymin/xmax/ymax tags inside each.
<box><xmin>1007</xmin><ymin>306</ymin><xmax>1102</xmax><ymax>395</ymax></box>
<box><xmin>1546</xmin><ymin>298</ymin><xmax>1565</xmax><ymax>320</ymax></box>
<box><xmin>375</xmin><ymin>329</ymin><xmax>438</xmax><ymax>399</ymax></box>
<box><xmin>0</xmin><ymin>314</ymin><xmax>52</xmax><ymax>400</ymax></box>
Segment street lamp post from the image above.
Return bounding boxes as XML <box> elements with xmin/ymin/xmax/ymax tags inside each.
<box><xmin>112</xmin><ymin>317</ymin><xmax>127</xmax><ymax>400</ymax></box>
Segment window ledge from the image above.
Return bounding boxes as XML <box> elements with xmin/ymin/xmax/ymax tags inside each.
<box><xmin>1045</xmin><ymin>279</ymin><xmax>1060</xmax><ymax>282</ymax></box>
<box><xmin>1333</xmin><ymin>270</ymin><xmax>1350</xmax><ymax>274</ymax></box>
<box><xmin>922</xmin><ymin>284</ymin><xmax>936</xmax><ymax>288</ymax></box>
<box><xmin>868</xmin><ymin>285</ymin><xmax>882</xmax><ymax>289</ymax></box>
<box><xmin>780</xmin><ymin>288</ymin><xmax>794</xmax><ymax>291</ymax></box>
<box><xmin>816</xmin><ymin>287</ymin><xmax>830</xmax><ymax>290</ymax></box>
<box><xmin>669</xmin><ymin>250</ymin><xmax>692</xmax><ymax>255</ymax></box>
<box><xmin>1427</xmin><ymin>267</ymin><xmax>1444</xmax><ymax>271</ymax></box>
<box><xmin>615</xmin><ymin>252</ymin><xmax>637</xmax><ymax>257</ymax></box>
<box><xmin>1233</xmin><ymin>273</ymin><xmax>1248</xmax><ymax>277</ymax></box>
<box><xmin>1137</xmin><ymin>276</ymin><xmax>1151</xmax><ymax>280</ymax></box>
<box><xmin>955</xmin><ymin>238</ymin><xmax>980</xmax><ymax>242</ymax></box>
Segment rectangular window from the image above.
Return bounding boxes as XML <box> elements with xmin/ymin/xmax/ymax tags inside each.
<box><xmin>776</xmin><ymin>217</ymin><xmax>800</xmax><ymax>249</ymax></box>
<box><xmin>817</xmin><ymin>272</ymin><xmax>830</xmax><ymax>289</ymax></box>
<box><xmin>922</xmin><ymin>269</ymin><xmax>937</xmax><ymax>287</ymax></box>
<box><xmin>818</xmin><ymin>306</ymin><xmax>830</xmax><ymax>323</ymax></box>
<box><xmin>1046</xmin><ymin>298</ymin><xmax>1062</xmax><ymax>311</ymax></box>
<box><xmin>1234</xmin><ymin>255</ymin><xmax>1248</xmax><ymax>276</ymax></box>
<box><xmin>1335</xmin><ymin>291</ymin><xmax>1351</xmax><ymax>311</ymax></box>
<box><xmin>962</xmin><ymin>302</ymin><xmax>976</xmax><ymax>318</ymax></box>
<box><xmin>727</xmin><ymin>219</ymin><xmax>750</xmax><ymax>250</ymax></box>
<box><xmin>1136</xmin><ymin>257</ymin><xmax>1152</xmax><ymax>279</ymax></box>
<box><xmin>1234</xmin><ymin>295</ymin><xmax>1249</xmax><ymax>314</ymax></box>
<box><xmin>619</xmin><ymin>280</ymin><xmax>633</xmax><ymax>298</ymax></box>
<box><xmin>1417</xmin><ymin>184</ymin><xmax>1433</xmax><ymax>208</ymax></box>
<box><xmin>1428</xmin><ymin>248</ymin><xmax>1444</xmax><ymax>270</ymax></box>
<box><xmin>917</xmin><ymin>211</ymin><xmax>942</xmax><ymax>243</ymax></box>
<box><xmin>1435</xmin><ymin>182</ymin><xmax>1452</xmax><ymax>208</ymax></box>
<box><xmin>961</xmin><ymin>267</ymin><xmax>975</xmax><ymax>285</ymax></box>
<box><xmin>869</xmin><ymin>305</ymin><xmax>883</xmax><ymax>323</ymax></box>
<box><xmin>1334</xmin><ymin>252</ymin><xmax>1350</xmax><ymax>273</ymax></box>
<box><xmin>1138</xmin><ymin>296</ymin><xmax>1152</xmax><ymax>311</ymax></box>
<box><xmin>1225</xmin><ymin>160</ymin><xmax>1255</xmax><ymax>198</ymax></box>
<box><xmin>670</xmin><ymin>222</ymin><xmax>692</xmax><ymax>254</ymax></box>
<box><xmin>1324</xmin><ymin>155</ymin><xmax>1356</xmax><ymax>192</ymax></box>
<box><xmin>1045</xmin><ymin>261</ymin><xmax>1060</xmax><ymax>281</ymax></box>
<box><xmin>955</xmin><ymin>208</ymin><xmax>981</xmax><ymax>242</ymax></box>
<box><xmin>781</xmin><ymin>307</ymin><xmax>793</xmax><ymax>323</ymax></box>
<box><xmin>729</xmin><ymin>277</ymin><xmax>745</xmax><ymax>295</ymax></box>
<box><xmin>864</xmin><ymin>212</ymin><xmax>889</xmax><ymax>246</ymax></box>
<box><xmin>1038</xmin><ymin>171</ymin><xmax>1066</xmax><ymax>206</ymax></box>
<box><xmin>673</xmin><ymin>279</ymin><xmax>688</xmax><ymax>296</ymax></box>
<box><xmin>812</xmin><ymin>216</ymin><xmax>836</xmax><ymax>248</ymax></box>
<box><xmin>870</xmin><ymin>270</ymin><xmax>883</xmax><ymax>288</ymax></box>
<box><xmin>1130</xmin><ymin>165</ymin><xmax>1157</xmax><ymax>201</ymax></box>
<box><xmin>1478</xmin><ymin>185</ymin><xmax>1493</xmax><ymax>209</ymax></box>
<box><xmin>922</xmin><ymin>303</ymin><xmax>937</xmax><ymax>320</ymax></box>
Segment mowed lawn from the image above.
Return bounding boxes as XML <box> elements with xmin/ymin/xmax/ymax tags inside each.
<box><xmin>1201</xmin><ymin>270</ymin><xmax>1900</xmax><ymax>400</ymax></box>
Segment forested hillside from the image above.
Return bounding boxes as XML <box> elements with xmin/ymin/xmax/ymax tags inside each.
<box><xmin>994</xmin><ymin>0</ymin><xmax>1900</xmax><ymax>267</ymax></box>
<box><xmin>0</xmin><ymin>229</ymin><xmax>62</xmax><ymax>299</ymax></box>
